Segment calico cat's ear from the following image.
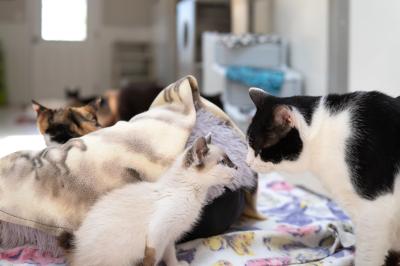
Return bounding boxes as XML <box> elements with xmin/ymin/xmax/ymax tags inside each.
<box><xmin>89</xmin><ymin>98</ymin><xmax>103</xmax><ymax>112</ymax></box>
<box><xmin>193</xmin><ymin>136</ymin><xmax>209</xmax><ymax>166</ymax></box>
<box><xmin>274</xmin><ymin>105</ymin><xmax>294</xmax><ymax>127</ymax></box>
<box><xmin>249</xmin><ymin>88</ymin><xmax>269</xmax><ymax>108</ymax></box>
<box><xmin>205</xmin><ymin>133</ymin><xmax>212</xmax><ymax>144</ymax></box>
<box><xmin>82</xmin><ymin>98</ymin><xmax>102</xmax><ymax>116</ymax></box>
<box><xmin>31</xmin><ymin>100</ymin><xmax>49</xmax><ymax>114</ymax></box>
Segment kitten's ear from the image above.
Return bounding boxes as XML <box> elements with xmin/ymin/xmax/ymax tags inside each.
<box><xmin>193</xmin><ymin>136</ymin><xmax>209</xmax><ymax>166</ymax></box>
<box><xmin>274</xmin><ymin>105</ymin><xmax>294</xmax><ymax>127</ymax></box>
<box><xmin>205</xmin><ymin>133</ymin><xmax>212</xmax><ymax>144</ymax></box>
<box><xmin>249</xmin><ymin>88</ymin><xmax>269</xmax><ymax>108</ymax></box>
<box><xmin>31</xmin><ymin>100</ymin><xmax>49</xmax><ymax>114</ymax></box>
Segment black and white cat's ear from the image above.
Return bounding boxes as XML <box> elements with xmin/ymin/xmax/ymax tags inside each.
<box><xmin>31</xmin><ymin>100</ymin><xmax>48</xmax><ymax>114</ymax></box>
<box><xmin>249</xmin><ymin>87</ymin><xmax>269</xmax><ymax>108</ymax></box>
<box><xmin>274</xmin><ymin>105</ymin><xmax>294</xmax><ymax>127</ymax></box>
<box><xmin>193</xmin><ymin>136</ymin><xmax>209</xmax><ymax>166</ymax></box>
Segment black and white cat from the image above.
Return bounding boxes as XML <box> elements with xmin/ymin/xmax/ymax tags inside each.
<box><xmin>246</xmin><ymin>88</ymin><xmax>400</xmax><ymax>266</ymax></box>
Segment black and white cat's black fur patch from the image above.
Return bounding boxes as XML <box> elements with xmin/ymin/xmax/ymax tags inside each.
<box><xmin>246</xmin><ymin>88</ymin><xmax>400</xmax><ymax>266</ymax></box>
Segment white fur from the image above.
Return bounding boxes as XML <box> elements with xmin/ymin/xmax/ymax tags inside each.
<box><xmin>44</xmin><ymin>134</ymin><xmax>60</xmax><ymax>147</ymax></box>
<box><xmin>70</xmin><ymin>143</ymin><xmax>235</xmax><ymax>266</ymax></box>
<box><xmin>246</xmin><ymin>97</ymin><xmax>400</xmax><ymax>266</ymax></box>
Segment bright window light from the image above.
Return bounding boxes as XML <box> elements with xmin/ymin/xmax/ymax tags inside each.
<box><xmin>0</xmin><ymin>135</ymin><xmax>45</xmax><ymax>158</ymax></box>
<box><xmin>41</xmin><ymin>0</ymin><xmax>87</xmax><ymax>41</ymax></box>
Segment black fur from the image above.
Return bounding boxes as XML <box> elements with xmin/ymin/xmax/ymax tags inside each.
<box><xmin>179</xmin><ymin>187</ymin><xmax>245</xmax><ymax>242</ymax></box>
<box><xmin>118</xmin><ymin>84</ymin><xmax>224</xmax><ymax>121</ymax></box>
<box><xmin>46</xmin><ymin>124</ymin><xmax>80</xmax><ymax>144</ymax></box>
<box><xmin>247</xmin><ymin>95</ymin><xmax>319</xmax><ymax>164</ymax></box>
<box><xmin>57</xmin><ymin>231</ymin><xmax>75</xmax><ymax>251</ymax></box>
<box><xmin>258</xmin><ymin>128</ymin><xmax>303</xmax><ymax>163</ymax></box>
<box><xmin>325</xmin><ymin>93</ymin><xmax>359</xmax><ymax>114</ymax></box>
<box><xmin>285</xmin><ymin>96</ymin><xmax>321</xmax><ymax>125</ymax></box>
<box><xmin>328</xmin><ymin>91</ymin><xmax>400</xmax><ymax>200</ymax></box>
<box><xmin>385</xmin><ymin>250</ymin><xmax>400</xmax><ymax>266</ymax></box>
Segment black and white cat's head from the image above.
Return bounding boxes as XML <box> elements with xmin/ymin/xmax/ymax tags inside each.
<box><xmin>183</xmin><ymin>134</ymin><xmax>238</xmax><ymax>186</ymax></box>
<box><xmin>246</xmin><ymin>88</ymin><xmax>308</xmax><ymax>173</ymax></box>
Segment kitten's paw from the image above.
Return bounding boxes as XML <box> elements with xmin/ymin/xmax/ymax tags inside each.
<box><xmin>176</xmin><ymin>260</ymin><xmax>189</xmax><ymax>266</ymax></box>
<box><xmin>250</xmin><ymin>160</ymin><xmax>273</xmax><ymax>173</ymax></box>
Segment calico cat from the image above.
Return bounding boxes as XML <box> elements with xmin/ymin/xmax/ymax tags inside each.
<box><xmin>245</xmin><ymin>88</ymin><xmax>400</xmax><ymax>266</ymax></box>
<box><xmin>59</xmin><ymin>135</ymin><xmax>238</xmax><ymax>266</ymax></box>
<box><xmin>32</xmin><ymin>100</ymin><xmax>101</xmax><ymax>146</ymax></box>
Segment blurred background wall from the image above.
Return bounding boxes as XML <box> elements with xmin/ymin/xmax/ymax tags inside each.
<box><xmin>0</xmin><ymin>0</ymin><xmax>399</xmax><ymax>106</ymax></box>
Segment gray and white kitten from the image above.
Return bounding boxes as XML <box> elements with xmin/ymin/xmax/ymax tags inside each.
<box><xmin>60</xmin><ymin>135</ymin><xmax>237</xmax><ymax>266</ymax></box>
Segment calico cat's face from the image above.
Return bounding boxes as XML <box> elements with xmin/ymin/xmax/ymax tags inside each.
<box><xmin>184</xmin><ymin>135</ymin><xmax>238</xmax><ymax>186</ymax></box>
<box><xmin>32</xmin><ymin>100</ymin><xmax>101</xmax><ymax>146</ymax></box>
<box><xmin>246</xmin><ymin>88</ymin><xmax>304</xmax><ymax>173</ymax></box>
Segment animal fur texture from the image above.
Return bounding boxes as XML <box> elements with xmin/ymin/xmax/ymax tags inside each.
<box><xmin>0</xmin><ymin>76</ymin><xmax>259</xmax><ymax>255</ymax></box>
<box><xmin>32</xmin><ymin>100</ymin><xmax>101</xmax><ymax>145</ymax></box>
<box><xmin>246</xmin><ymin>88</ymin><xmax>400</xmax><ymax>266</ymax></box>
<box><xmin>65</xmin><ymin>136</ymin><xmax>237</xmax><ymax>266</ymax></box>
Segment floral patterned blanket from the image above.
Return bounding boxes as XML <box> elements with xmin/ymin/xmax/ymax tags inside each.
<box><xmin>0</xmin><ymin>173</ymin><xmax>355</xmax><ymax>266</ymax></box>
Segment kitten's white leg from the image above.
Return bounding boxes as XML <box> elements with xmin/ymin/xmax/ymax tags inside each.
<box><xmin>354</xmin><ymin>213</ymin><xmax>391</xmax><ymax>266</ymax></box>
<box><xmin>145</xmin><ymin>214</ymin><xmax>173</xmax><ymax>264</ymax></box>
<box><xmin>163</xmin><ymin>243</ymin><xmax>189</xmax><ymax>266</ymax></box>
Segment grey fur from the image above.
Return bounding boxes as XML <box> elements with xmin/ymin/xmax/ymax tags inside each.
<box><xmin>186</xmin><ymin>108</ymin><xmax>256</xmax><ymax>200</ymax></box>
<box><xmin>101</xmin><ymin>131</ymin><xmax>174</xmax><ymax>167</ymax></box>
<box><xmin>124</xmin><ymin>168</ymin><xmax>145</xmax><ymax>182</ymax></box>
<box><xmin>42</xmin><ymin>139</ymin><xmax>86</xmax><ymax>175</ymax></box>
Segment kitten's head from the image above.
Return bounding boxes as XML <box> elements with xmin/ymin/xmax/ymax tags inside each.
<box><xmin>183</xmin><ymin>134</ymin><xmax>238</xmax><ymax>187</ymax></box>
<box><xmin>246</xmin><ymin>88</ymin><xmax>303</xmax><ymax>172</ymax></box>
<box><xmin>32</xmin><ymin>100</ymin><xmax>102</xmax><ymax>146</ymax></box>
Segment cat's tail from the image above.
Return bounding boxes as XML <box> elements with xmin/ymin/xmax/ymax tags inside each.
<box><xmin>57</xmin><ymin>231</ymin><xmax>75</xmax><ymax>251</ymax></box>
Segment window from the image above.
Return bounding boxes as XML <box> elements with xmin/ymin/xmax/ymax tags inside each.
<box><xmin>41</xmin><ymin>0</ymin><xmax>87</xmax><ymax>41</ymax></box>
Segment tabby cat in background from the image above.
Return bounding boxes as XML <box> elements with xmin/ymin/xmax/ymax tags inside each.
<box><xmin>246</xmin><ymin>88</ymin><xmax>400</xmax><ymax>266</ymax></box>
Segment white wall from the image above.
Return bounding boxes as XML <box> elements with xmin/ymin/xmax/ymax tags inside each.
<box><xmin>0</xmin><ymin>0</ymin><xmax>156</xmax><ymax>104</ymax></box>
<box><xmin>251</xmin><ymin>0</ymin><xmax>273</xmax><ymax>34</ymax></box>
<box><xmin>272</xmin><ymin>0</ymin><xmax>329</xmax><ymax>95</ymax></box>
<box><xmin>349</xmin><ymin>0</ymin><xmax>400</xmax><ymax>97</ymax></box>
<box><xmin>152</xmin><ymin>0</ymin><xmax>177</xmax><ymax>86</ymax></box>
<box><xmin>86</xmin><ymin>0</ymin><xmax>155</xmax><ymax>93</ymax></box>
<box><xmin>0</xmin><ymin>0</ymin><xmax>32</xmax><ymax>104</ymax></box>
